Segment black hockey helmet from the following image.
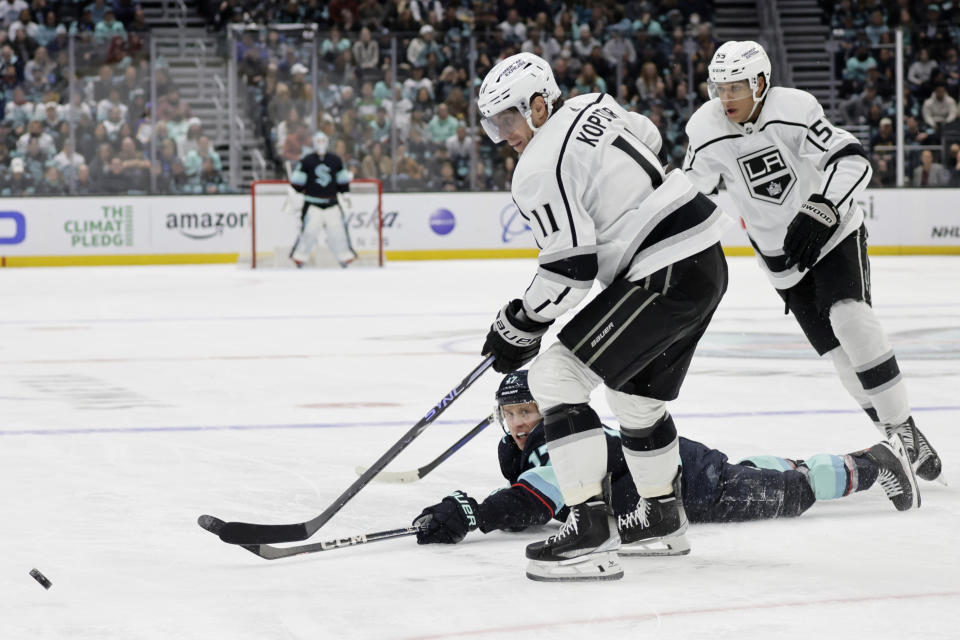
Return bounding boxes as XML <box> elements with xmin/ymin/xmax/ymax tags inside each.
<box><xmin>495</xmin><ymin>370</ymin><xmax>535</xmax><ymax>407</ymax></box>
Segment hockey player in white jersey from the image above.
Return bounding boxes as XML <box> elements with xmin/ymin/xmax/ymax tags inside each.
<box><xmin>477</xmin><ymin>52</ymin><xmax>732</xmax><ymax>581</ymax></box>
<box><xmin>683</xmin><ymin>41</ymin><xmax>941</xmax><ymax>486</ymax></box>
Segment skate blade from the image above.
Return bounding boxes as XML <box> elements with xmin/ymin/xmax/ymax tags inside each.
<box><xmin>619</xmin><ymin>533</ymin><xmax>691</xmax><ymax>557</ymax></box>
<box><xmin>525</xmin><ymin>552</ymin><xmax>623</xmax><ymax>582</ymax></box>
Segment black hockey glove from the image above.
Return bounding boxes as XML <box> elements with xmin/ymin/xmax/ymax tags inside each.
<box><xmin>413</xmin><ymin>490</ymin><xmax>482</xmax><ymax>544</ymax></box>
<box><xmin>482</xmin><ymin>299</ymin><xmax>553</xmax><ymax>374</ymax></box>
<box><xmin>783</xmin><ymin>194</ymin><xmax>841</xmax><ymax>273</ymax></box>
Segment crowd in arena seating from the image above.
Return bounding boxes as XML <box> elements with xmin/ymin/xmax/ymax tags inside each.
<box><xmin>221</xmin><ymin>0</ymin><xmax>715</xmax><ymax>192</ymax></box>
<box><xmin>826</xmin><ymin>0</ymin><xmax>960</xmax><ymax>186</ymax></box>
<box><xmin>4</xmin><ymin>0</ymin><xmax>959</xmax><ymax>196</ymax></box>
<box><xmin>0</xmin><ymin>0</ymin><xmax>227</xmax><ymax>196</ymax></box>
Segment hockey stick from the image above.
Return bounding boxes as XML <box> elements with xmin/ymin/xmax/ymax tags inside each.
<box><xmin>198</xmin><ymin>355</ymin><xmax>495</xmax><ymax>547</ymax></box>
<box><xmin>199</xmin><ymin>516</ymin><xmax>421</xmax><ymax>560</ymax></box>
<box><xmin>355</xmin><ymin>414</ymin><xmax>494</xmax><ymax>483</ymax></box>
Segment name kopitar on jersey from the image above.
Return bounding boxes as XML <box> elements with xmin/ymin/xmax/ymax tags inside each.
<box><xmin>737</xmin><ymin>146</ymin><xmax>797</xmax><ymax>205</ymax></box>
<box><xmin>575</xmin><ymin>105</ymin><xmax>621</xmax><ymax>147</ymax></box>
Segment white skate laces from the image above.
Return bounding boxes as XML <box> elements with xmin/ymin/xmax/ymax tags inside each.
<box><xmin>549</xmin><ymin>510</ymin><xmax>580</xmax><ymax>543</ymax></box>
<box><xmin>877</xmin><ymin>468</ymin><xmax>904</xmax><ymax>500</ymax></box>
<box><xmin>618</xmin><ymin>498</ymin><xmax>651</xmax><ymax>530</ymax></box>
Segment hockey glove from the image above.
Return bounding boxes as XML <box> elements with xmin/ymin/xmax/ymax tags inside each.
<box><xmin>482</xmin><ymin>299</ymin><xmax>553</xmax><ymax>374</ymax></box>
<box><xmin>413</xmin><ymin>490</ymin><xmax>482</xmax><ymax>544</ymax></box>
<box><xmin>783</xmin><ymin>194</ymin><xmax>841</xmax><ymax>273</ymax></box>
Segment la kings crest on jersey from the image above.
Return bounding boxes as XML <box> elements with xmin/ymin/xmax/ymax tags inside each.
<box><xmin>737</xmin><ymin>146</ymin><xmax>797</xmax><ymax>204</ymax></box>
<box><xmin>683</xmin><ymin>87</ymin><xmax>872</xmax><ymax>289</ymax></box>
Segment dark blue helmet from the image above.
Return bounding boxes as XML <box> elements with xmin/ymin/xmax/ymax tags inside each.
<box><xmin>495</xmin><ymin>370</ymin><xmax>535</xmax><ymax>406</ymax></box>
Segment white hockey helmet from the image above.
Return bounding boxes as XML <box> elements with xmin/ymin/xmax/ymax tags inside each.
<box><xmin>477</xmin><ymin>52</ymin><xmax>561</xmax><ymax>143</ymax></box>
<box><xmin>313</xmin><ymin>131</ymin><xmax>329</xmax><ymax>155</ymax></box>
<box><xmin>708</xmin><ymin>41</ymin><xmax>771</xmax><ymax>104</ymax></box>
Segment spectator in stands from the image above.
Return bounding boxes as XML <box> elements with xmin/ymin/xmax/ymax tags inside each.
<box><xmin>72</xmin><ymin>163</ymin><xmax>92</xmax><ymax>194</ymax></box>
<box><xmin>17</xmin><ymin>117</ymin><xmax>53</xmax><ymax>155</ymax></box>
<box><xmin>360</xmin><ymin>140</ymin><xmax>391</xmax><ymax>181</ymax></box>
<box><xmin>8</xmin><ymin>8</ymin><xmax>37</xmax><ymax>41</ymax></box>
<box><xmin>923</xmin><ymin>82</ymin><xmax>958</xmax><ymax>129</ymax></box>
<box><xmin>117</xmin><ymin>135</ymin><xmax>150</xmax><ymax>191</ymax></box>
<box><xmin>0</xmin><ymin>0</ymin><xmax>27</xmax><ymax>29</ymax></box>
<box><xmin>370</xmin><ymin>105</ymin><xmax>390</xmax><ymax>144</ymax></box>
<box><xmin>184</xmin><ymin>135</ymin><xmax>221</xmax><ymax>177</ymax></box>
<box><xmin>188</xmin><ymin>156</ymin><xmax>225</xmax><ymax>194</ymax></box>
<box><xmin>948</xmin><ymin>143</ymin><xmax>960</xmax><ymax>186</ymax></box>
<box><xmin>864</xmin><ymin>9</ymin><xmax>890</xmax><ymax>46</ymax></box>
<box><xmin>842</xmin><ymin>83</ymin><xmax>883</xmax><ymax>124</ymax></box>
<box><xmin>573</xmin><ymin>24</ymin><xmax>600</xmax><ymax>59</ymax></box>
<box><xmin>445</xmin><ymin>122</ymin><xmax>472</xmax><ymax>166</ymax></box>
<box><xmin>499</xmin><ymin>9</ymin><xmax>526</xmax><ymax>43</ymax></box>
<box><xmin>52</xmin><ymin>139</ymin><xmax>84</xmax><ymax>177</ymax></box>
<box><xmin>178</xmin><ymin>116</ymin><xmax>203</xmax><ymax>159</ymax></box>
<box><xmin>4</xmin><ymin>156</ymin><xmax>32</xmax><ymax>195</ymax></box>
<box><xmin>94</xmin><ymin>8</ymin><xmax>126</xmax><ymax>42</ymax></box>
<box><xmin>908</xmin><ymin>47</ymin><xmax>938</xmax><ymax>95</ymax></box>
<box><xmin>912</xmin><ymin>149</ymin><xmax>950</xmax><ymax>186</ymax></box>
<box><xmin>426</xmin><ymin>102</ymin><xmax>457</xmax><ymax>144</ymax></box>
<box><xmin>870</xmin><ymin>116</ymin><xmax>895</xmax><ymax>150</ymax></box>
<box><xmin>352</xmin><ymin>27</ymin><xmax>379</xmax><ymax>76</ymax></box>
<box><xmin>36</xmin><ymin>164</ymin><xmax>63</xmax><ymax>194</ymax></box>
<box><xmin>845</xmin><ymin>45</ymin><xmax>877</xmax><ymax>89</ymax></box>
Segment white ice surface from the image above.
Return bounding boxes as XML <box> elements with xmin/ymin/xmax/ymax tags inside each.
<box><xmin>1</xmin><ymin>257</ymin><xmax>958</xmax><ymax>639</ymax></box>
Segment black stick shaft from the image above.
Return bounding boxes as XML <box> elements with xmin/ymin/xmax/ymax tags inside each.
<box><xmin>202</xmin><ymin>356</ymin><xmax>495</xmax><ymax>546</ymax></box>
<box><xmin>415</xmin><ymin>414</ymin><xmax>493</xmax><ymax>479</ymax></box>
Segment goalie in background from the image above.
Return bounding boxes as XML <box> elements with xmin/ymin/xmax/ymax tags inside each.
<box><xmin>288</xmin><ymin>131</ymin><xmax>357</xmax><ymax>268</ymax></box>
<box><xmin>413</xmin><ymin>371</ymin><xmax>920</xmax><ymax>548</ymax></box>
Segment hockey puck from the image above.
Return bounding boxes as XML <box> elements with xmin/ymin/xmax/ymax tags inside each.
<box><xmin>29</xmin><ymin>568</ymin><xmax>52</xmax><ymax>590</ymax></box>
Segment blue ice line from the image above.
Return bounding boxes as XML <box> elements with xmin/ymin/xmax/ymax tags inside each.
<box><xmin>2</xmin><ymin>405</ymin><xmax>958</xmax><ymax>437</ymax></box>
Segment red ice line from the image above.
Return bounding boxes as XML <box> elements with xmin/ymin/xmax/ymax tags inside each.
<box><xmin>402</xmin><ymin>590</ymin><xmax>960</xmax><ymax>640</ymax></box>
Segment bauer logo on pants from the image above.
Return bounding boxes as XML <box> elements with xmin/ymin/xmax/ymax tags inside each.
<box><xmin>737</xmin><ymin>146</ymin><xmax>796</xmax><ymax>205</ymax></box>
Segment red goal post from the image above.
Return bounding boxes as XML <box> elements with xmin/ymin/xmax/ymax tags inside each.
<box><xmin>246</xmin><ymin>178</ymin><xmax>384</xmax><ymax>268</ymax></box>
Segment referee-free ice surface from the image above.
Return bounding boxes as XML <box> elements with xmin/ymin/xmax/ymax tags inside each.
<box><xmin>1</xmin><ymin>257</ymin><xmax>958</xmax><ymax>639</ymax></box>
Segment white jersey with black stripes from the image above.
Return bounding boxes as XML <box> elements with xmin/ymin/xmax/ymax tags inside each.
<box><xmin>683</xmin><ymin>87</ymin><xmax>872</xmax><ymax>289</ymax></box>
<box><xmin>512</xmin><ymin>92</ymin><xmax>732</xmax><ymax>324</ymax></box>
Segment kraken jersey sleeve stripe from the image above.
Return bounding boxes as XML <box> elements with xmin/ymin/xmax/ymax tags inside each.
<box><xmin>555</xmin><ymin>93</ymin><xmax>606</xmax><ymax>247</ymax></box>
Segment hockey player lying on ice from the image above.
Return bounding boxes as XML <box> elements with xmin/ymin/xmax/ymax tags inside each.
<box><xmin>413</xmin><ymin>371</ymin><xmax>919</xmax><ymax>553</ymax></box>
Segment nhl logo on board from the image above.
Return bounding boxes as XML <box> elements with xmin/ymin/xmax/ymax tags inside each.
<box><xmin>736</xmin><ymin>146</ymin><xmax>796</xmax><ymax>205</ymax></box>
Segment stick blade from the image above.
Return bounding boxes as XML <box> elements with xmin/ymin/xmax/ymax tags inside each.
<box><xmin>198</xmin><ymin>514</ymin><xmax>225</xmax><ymax>534</ymax></box>
<box><xmin>218</xmin><ymin>521</ymin><xmax>310</xmax><ymax>545</ymax></box>
<box><xmin>355</xmin><ymin>465</ymin><xmax>421</xmax><ymax>483</ymax></box>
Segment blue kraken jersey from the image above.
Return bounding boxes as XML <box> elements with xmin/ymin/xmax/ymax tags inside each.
<box><xmin>476</xmin><ymin>422</ymin><xmax>815</xmax><ymax>532</ymax></box>
<box><xmin>289</xmin><ymin>151</ymin><xmax>351</xmax><ymax>208</ymax></box>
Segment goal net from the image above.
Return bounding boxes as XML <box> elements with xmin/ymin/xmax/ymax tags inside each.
<box><xmin>242</xmin><ymin>179</ymin><xmax>384</xmax><ymax>268</ymax></box>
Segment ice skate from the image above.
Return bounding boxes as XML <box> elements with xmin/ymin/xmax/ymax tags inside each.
<box><xmin>861</xmin><ymin>437</ymin><xmax>920</xmax><ymax>511</ymax></box>
<box><xmin>525</xmin><ymin>499</ymin><xmax>622</xmax><ymax>582</ymax></box>
<box><xmin>618</xmin><ymin>469</ymin><xmax>690</xmax><ymax>557</ymax></box>
<box><xmin>885</xmin><ymin>417</ymin><xmax>943</xmax><ymax>483</ymax></box>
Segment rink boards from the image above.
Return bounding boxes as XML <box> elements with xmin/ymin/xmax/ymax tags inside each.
<box><xmin>1</xmin><ymin>188</ymin><xmax>958</xmax><ymax>266</ymax></box>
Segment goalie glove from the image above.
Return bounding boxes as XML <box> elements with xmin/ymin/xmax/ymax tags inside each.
<box><xmin>413</xmin><ymin>490</ymin><xmax>482</xmax><ymax>544</ymax></box>
<box><xmin>783</xmin><ymin>194</ymin><xmax>841</xmax><ymax>272</ymax></box>
<box><xmin>482</xmin><ymin>299</ymin><xmax>553</xmax><ymax>374</ymax></box>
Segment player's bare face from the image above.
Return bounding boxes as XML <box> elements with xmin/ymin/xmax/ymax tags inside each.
<box><xmin>715</xmin><ymin>80</ymin><xmax>756</xmax><ymax>123</ymax></box>
<box><xmin>501</xmin><ymin>402</ymin><xmax>541</xmax><ymax>449</ymax></box>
